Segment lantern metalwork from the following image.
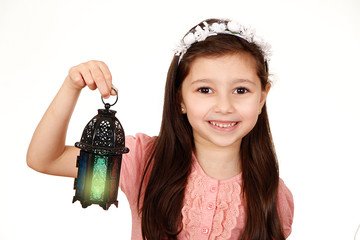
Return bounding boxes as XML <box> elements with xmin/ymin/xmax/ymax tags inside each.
<box><xmin>72</xmin><ymin>90</ymin><xmax>129</xmax><ymax>210</ymax></box>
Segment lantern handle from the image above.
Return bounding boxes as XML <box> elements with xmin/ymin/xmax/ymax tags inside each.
<box><xmin>101</xmin><ymin>88</ymin><xmax>118</xmax><ymax>109</ymax></box>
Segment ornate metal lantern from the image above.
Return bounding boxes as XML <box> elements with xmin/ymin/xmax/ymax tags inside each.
<box><xmin>72</xmin><ymin>90</ymin><xmax>129</xmax><ymax>210</ymax></box>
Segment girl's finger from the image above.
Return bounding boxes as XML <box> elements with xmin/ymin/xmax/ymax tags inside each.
<box><xmin>79</xmin><ymin>65</ymin><xmax>96</xmax><ymax>90</ymax></box>
<box><xmin>98</xmin><ymin>61</ymin><xmax>113</xmax><ymax>93</ymax></box>
<box><xmin>110</xmin><ymin>84</ymin><xmax>118</xmax><ymax>96</ymax></box>
<box><xmin>68</xmin><ymin>67</ymin><xmax>86</xmax><ymax>89</ymax></box>
<box><xmin>88</xmin><ymin>62</ymin><xmax>110</xmax><ymax>98</ymax></box>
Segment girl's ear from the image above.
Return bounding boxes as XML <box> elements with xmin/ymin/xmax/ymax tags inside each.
<box><xmin>260</xmin><ymin>83</ymin><xmax>271</xmax><ymax>108</ymax></box>
<box><xmin>177</xmin><ymin>89</ymin><xmax>187</xmax><ymax>114</ymax></box>
<box><xmin>181</xmin><ymin>104</ymin><xmax>187</xmax><ymax>114</ymax></box>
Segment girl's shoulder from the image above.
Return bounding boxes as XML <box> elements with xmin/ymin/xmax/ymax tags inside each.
<box><xmin>126</xmin><ymin>132</ymin><xmax>157</xmax><ymax>144</ymax></box>
<box><xmin>278</xmin><ymin>178</ymin><xmax>294</xmax><ymax>238</ymax></box>
<box><xmin>125</xmin><ymin>133</ymin><xmax>157</xmax><ymax>154</ymax></box>
<box><xmin>123</xmin><ymin>132</ymin><xmax>157</xmax><ymax>170</ymax></box>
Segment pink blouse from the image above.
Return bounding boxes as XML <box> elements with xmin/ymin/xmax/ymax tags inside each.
<box><xmin>120</xmin><ymin>133</ymin><xmax>294</xmax><ymax>239</ymax></box>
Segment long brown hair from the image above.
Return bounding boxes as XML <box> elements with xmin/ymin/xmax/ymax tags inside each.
<box><xmin>138</xmin><ymin>19</ymin><xmax>285</xmax><ymax>240</ymax></box>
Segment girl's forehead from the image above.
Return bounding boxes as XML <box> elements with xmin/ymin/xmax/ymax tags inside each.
<box><xmin>186</xmin><ymin>53</ymin><xmax>259</xmax><ymax>82</ymax></box>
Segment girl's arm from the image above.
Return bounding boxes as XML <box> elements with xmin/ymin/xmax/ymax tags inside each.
<box><xmin>26</xmin><ymin>60</ymin><xmax>115</xmax><ymax>178</ymax></box>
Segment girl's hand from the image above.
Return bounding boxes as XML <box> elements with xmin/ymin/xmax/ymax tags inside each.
<box><xmin>65</xmin><ymin>60</ymin><xmax>116</xmax><ymax>99</ymax></box>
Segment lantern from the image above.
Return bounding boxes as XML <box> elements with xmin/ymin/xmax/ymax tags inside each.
<box><xmin>72</xmin><ymin>90</ymin><xmax>129</xmax><ymax>210</ymax></box>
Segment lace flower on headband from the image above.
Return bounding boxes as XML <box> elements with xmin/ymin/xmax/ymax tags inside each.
<box><xmin>174</xmin><ymin>20</ymin><xmax>271</xmax><ymax>62</ymax></box>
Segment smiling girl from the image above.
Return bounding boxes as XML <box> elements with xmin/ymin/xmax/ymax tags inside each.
<box><xmin>27</xmin><ymin>18</ymin><xmax>294</xmax><ymax>239</ymax></box>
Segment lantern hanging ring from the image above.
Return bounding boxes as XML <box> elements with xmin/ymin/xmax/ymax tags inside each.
<box><xmin>101</xmin><ymin>88</ymin><xmax>118</xmax><ymax>109</ymax></box>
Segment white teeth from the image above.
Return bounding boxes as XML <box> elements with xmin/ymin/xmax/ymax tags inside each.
<box><xmin>210</xmin><ymin>121</ymin><xmax>237</xmax><ymax>128</ymax></box>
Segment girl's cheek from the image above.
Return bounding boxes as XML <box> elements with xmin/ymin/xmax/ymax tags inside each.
<box><xmin>247</xmin><ymin>108</ymin><xmax>260</xmax><ymax>119</ymax></box>
<box><xmin>237</xmin><ymin>99</ymin><xmax>259</xmax><ymax>115</ymax></box>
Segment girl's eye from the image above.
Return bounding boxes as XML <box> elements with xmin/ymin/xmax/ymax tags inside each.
<box><xmin>197</xmin><ymin>87</ymin><xmax>213</xmax><ymax>94</ymax></box>
<box><xmin>234</xmin><ymin>88</ymin><xmax>248</xmax><ymax>94</ymax></box>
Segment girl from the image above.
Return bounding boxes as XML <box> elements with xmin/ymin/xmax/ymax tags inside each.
<box><xmin>27</xmin><ymin>18</ymin><xmax>294</xmax><ymax>239</ymax></box>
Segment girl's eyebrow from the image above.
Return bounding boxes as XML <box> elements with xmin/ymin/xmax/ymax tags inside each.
<box><xmin>191</xmin><ymin>78</ymin><xmax>256</xmax><ymax>85</ymax></box>
<box><xmin>232</xmin><ymin>78</ymin><xmax>256</xmax><ymax>85</ymax></box>
<box><xmin>190</xmin><ymin>79</ymin><xmax>212</xmax><ymax>85</ymax></box>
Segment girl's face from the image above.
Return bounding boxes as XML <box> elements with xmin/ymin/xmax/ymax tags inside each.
<box><xmin>180</xmin><ymin>53</ymin><xmax>270</xmax><ymax>150</ymax></box>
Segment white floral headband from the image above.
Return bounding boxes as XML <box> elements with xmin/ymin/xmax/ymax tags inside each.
<box><xmin>174</xmin><ymin>20</ymin><xmax>271</xmax><ymax>63</ymax></box>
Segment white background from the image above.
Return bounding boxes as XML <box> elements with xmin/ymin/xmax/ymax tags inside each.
<box><xmin>1</xmin><ymin>0</ymin><xmax>360</xmax><ymax>239</ymax></box>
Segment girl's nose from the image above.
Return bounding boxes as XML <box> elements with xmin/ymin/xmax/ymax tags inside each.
<box><xmin>214</xmin><ymin>94</ymin><xmax>235</xmax><ymax>114</ymax></box>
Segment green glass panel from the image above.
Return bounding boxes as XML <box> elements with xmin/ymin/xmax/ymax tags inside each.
<box><xmin>90</xmin><ymin>155</ymin><xmax>108</xmax><ymax>201</ymax></box>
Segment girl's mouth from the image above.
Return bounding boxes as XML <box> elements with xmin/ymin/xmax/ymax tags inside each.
<box><xmin>208</xmin><ymin>121</ymin><xmax>239</xmax><ymax>128</ymax></box>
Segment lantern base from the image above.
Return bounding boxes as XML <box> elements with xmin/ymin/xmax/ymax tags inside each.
<box><xmin>72</xmin><ymin>196</ymin><xmax>118</xmax><ymax>210</ymax></box>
